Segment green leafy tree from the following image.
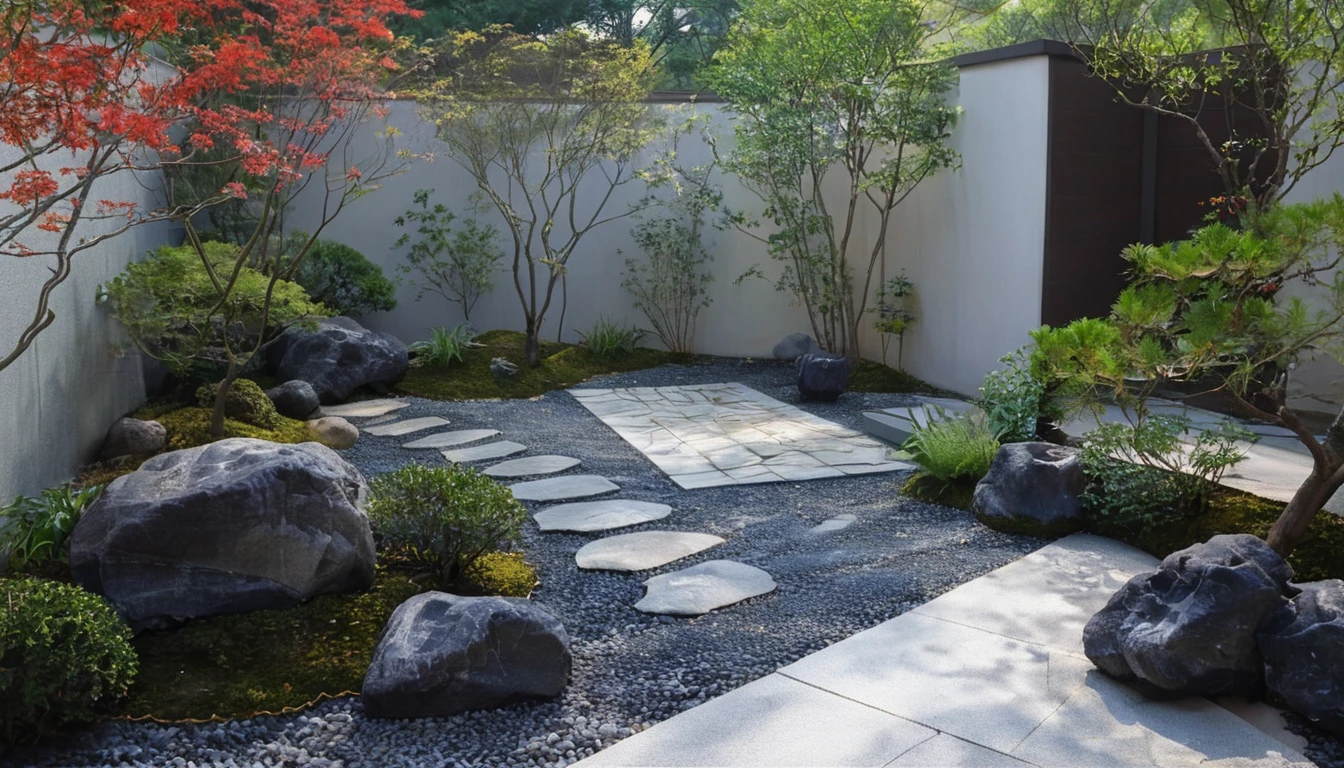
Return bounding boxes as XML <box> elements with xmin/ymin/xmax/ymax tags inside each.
<box><xmin>708</xmin><ymin>0</ymin><xmax>960</xmax><ymax>357</ymax></box>
<box><xmin>413</xmin><ymin>27</ymin><xmax>672</xmax><ymax>367</ymax></box>
<box><xmin>394</xmin><ymin>189</ymin><xmax>503</xmax><ymax>323</ymax></box>
<box><xmin>1046</xmin><ymin>0</ymin><xmax>1344</xmax><ymax>207</ymax></box>
<box><xmin>1035</xmin><ymin>197</ymin><xmax>1344</xmax><ymax>557</ymax></box>
<box><xmin>392</xmin><ymin>0</ymin><xmax>590</xmax><ymax>40</ymax></box>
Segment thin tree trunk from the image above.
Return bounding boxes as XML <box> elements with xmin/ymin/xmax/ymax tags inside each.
<box><xmin>525</xmin><ymin>318</ymin><xmax>542</xmax><ymax>368</ymax></box>
<box><xmin>1266</xmin><ymin>461</ymin><xmax>1344</xmax><ymax>555</ymax></box>
<box><xmin>210</xmin><ymin>361</ymin><xmax>243</xmax><ymax>438</ymax></box>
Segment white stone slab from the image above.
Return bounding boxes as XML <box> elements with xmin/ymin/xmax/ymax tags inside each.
<box><xmin>778</xmin><ymin>612</ymin><xmax>1094</xmax><ymax>753</ymax></box>
<box><xmin>574</xmin><ymin>674</ymin><xmax>934</xmax><ymax>767</ymax></box>
<box><xmin>910</xmin><ymin>533</ymin><xmax>1158</xmax><ymax>655</ymax></box>
<box><xmin>361</xmin><ymin>416</ymin><xmax>450</xmax><ymax>437</ymax></box>
<box><xmin>534</xmin><ymin>501</ymin><xmax>674</xmax><ymax>532</ymax></box>
<box><xmin>576</xmin><ymin>531</ymin><xmax>725</xmax><ymax>572</ymax></box>
<box><xmin>635</xmin><ymin>560</ymin><xmax>777</xmax><ymax>616</ymax></box>
<box><xmin>320</xmin><ymin>399</ymin><xmax>411</xmax><ymax>418</ymax></box>
<box><xmin>441</xmin><ymin>441</ymin><xmax>527</xmax><ymax>463</ymax></box>
<box><xmin>483</xmin><ymin>455</ymin><xmax>582</xmax><ymax>478</ymax></box>
<box><xmin>888</xmin><ymin>734</ymin><xmax>1032</xmax><ymax>767</ymax></box>
<box><xmin>401</xmin><ymin>429</ymin><xmax>500</xmax><ymax>449</ymax></box>
<box><xmin>510</xmin><ymin>475</ymin><xmax>620</xmax><ymax>502</ymax></box>
<box><xmin>808</xmin><ymin>514</ymin><xmax>857</xmax><ymax>535</ymax></box>
<box><xmin>1011</xmin><ymin>671</ymin><xmax>1312</xmax><ymax>767</ymax></box>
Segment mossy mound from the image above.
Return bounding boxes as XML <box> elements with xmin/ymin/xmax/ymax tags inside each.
<box><xmin>194</xmin><ymin>379</ymin><xmax>283</xmax><ymax>429</ymax></box>
<box><xmin>901</xmin><ymin>472</ymin><xmax>977</xmax><ymax>512</ymax></box>
<box><xmin>123</xmin><ymin>570</ymin><xmax>424</xmax><ymax>721</ymax></box>
<box><xmin>848</xmin><ymin>360</ymin><xmax>942</xmax><ymax>394</ymax></box>
<box><xmin>396</xmin><ymin>329</ymin><xmax>693</xmax><ymax>401</ymax></box>
<box><xmin>463</xmin><ymin>552</ymin><xmax>539</xmax><ymax>598</ymax></box>
<box><xmin>150</xmin><ymin>406</ymin><xmax>311</xmax><ymax>453</ymax></box>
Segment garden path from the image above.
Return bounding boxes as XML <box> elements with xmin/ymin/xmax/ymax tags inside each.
<box><xmin>570</xmin><ymin>383</ymin><xmax>913</xmax><ymax>489</ymax></box>
<box><xmin>574</xmin><ymin>534</ymin><xmax>1312</xmax><ymax>768</ymax></box>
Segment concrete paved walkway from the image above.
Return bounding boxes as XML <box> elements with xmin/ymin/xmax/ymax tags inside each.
<box><xmin>576</xmin><ymin>535</ymin><xmax>1311</xmax><ymax>767</ymax></box>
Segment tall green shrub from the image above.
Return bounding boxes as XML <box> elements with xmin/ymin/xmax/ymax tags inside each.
<box><xmin>291</xmin><ymin>239</ymin><xmax>397</xmax><ymax>318</ymax></box>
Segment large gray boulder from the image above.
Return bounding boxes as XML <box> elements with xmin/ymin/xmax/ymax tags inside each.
<box><xmin>773</xmin><ymin>333</ymin><xmax>821</xmax><ymax>360</ymax></box>
<box><xmin>268</xmin><ymin>317</ymin><xmax>407</xmax><ymax>404</ymax></box>
<box><xmin>1082</xmin><ymin>534</ymin><xmax>1292</xmax><ymax>698</ymax></box>
<box><xmin>1259</xmin><ymin>579</ymin><xmax>1344</xmax><ymax>736</ymax></box>
<box><xmin>266</xmin><ymin>380</ymin><xmax>321</xmax><ymax>420</ymax></box>
<box><xmin>797</xmin><ymin>353</ymin><xmax>851</xmax><ymax>402</ymax></box>
<box><xmin>100</xmin><ymin>417</ymin><xmax>166</xmax><ymax>460</ymax></box>
<box><xmin>972</xmin><ymin>442</ymin><xmax>1085</xmax><ymax>536</ymax></box>
<box><xmin>362</xmin><ymin>593</ymin><xmax>571</xmax><ymax>719</ymax></box>
<box><xmin>69</xmin><ymin>438</ymin><xmax>375</xmax><ymax>632</ymax></box>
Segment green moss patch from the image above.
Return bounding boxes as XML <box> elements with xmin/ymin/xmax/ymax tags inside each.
<box><xmin>1092</xmin><ymin>488</ymin><xmax>1344</xmax><ymax>582</ymax></box>
<box><xmin>149</xmin><ymin>406</ymin><xmax>311</xmax><ymax>452</ymax></box>
<box><xmin>462</xmin><ymin>552</ymin><xmax>539</xmax><ymax>598</ymax></box>
<box><xmin>122</xmin><ymin>570</ymin><xmax>425</xmax><ymax>721</ymax></box>
<box><xmin>847</xmin><ymin>360</ymin><xmax>943</xmax><ymax>394</ymax></box>
<box><xmin>396</xmin><ymin>329</ymin><xmax>693</xmax><ymax>401</ymax></box>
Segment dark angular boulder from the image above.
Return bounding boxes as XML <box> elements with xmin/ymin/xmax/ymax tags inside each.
<box><xmin>972</xmin><ymin>442</ymin><xmax>1085</xmax><ymax>537</ymax></box>
<box><xmin>69</xmin><ymin>438</ymin><xmax>375</xmax><ymax>632</ymax></box>
<box><xmin>773</xmin><ymin>333</ymin><xmax>820</xmax><ymax>360</ymax></box>
<box><xmin>1259</xmin><ymin>579</ymin><xmax>1344</xmax><ymax>736</ymax></box>
<box><xmin>797</xmin><ymin>353</ymin><xmax>851</xmax><ymax>402</ymax></box>
<box><xmin>268</xmin><ymin>317</ymin><xmax>407</xmax><ymax>404</ymax></box>
<box><xmin>100</xmin><ymin>417</ymin><xmax>167</xmax><ymax>460</ymax></box>
<box><xmin>266</xmin><ymin>380</ymin><xmax>321</xmax><ymax>420</ymax></box>
<box><xmin>1083</xmin><ymin>534</ymin><xmax>1293</xmax><ymax>698</ymax></box>
<box><xmin>362</xmin><ymin>593</ymin><xmax>571</xmax><ymax>719</ymax></box>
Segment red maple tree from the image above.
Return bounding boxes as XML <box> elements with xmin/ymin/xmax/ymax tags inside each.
<box><xmin>0</xmin><ymin>0</ymin><xmax>418</xmax><ymax>385</ymax></box>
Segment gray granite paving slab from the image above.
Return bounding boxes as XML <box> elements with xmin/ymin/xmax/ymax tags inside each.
<box><xmin>808</xmin><ymin>513</ymin><xmax>856</xmax><ymax>535</ymax></box>
<box><xmin>441</xmin><ymin>440</ymin><xmax>527</xmax><ymax>463</ymax></box>
<box><xmin>887</xmin><ymin>734</ymin><xmax>1031</xmax><ymax>767</ymax></box>
<box><xmin>361</xmin><ymin>416</ymin><xmax>450</xmax><ymax>437</ymax></box>
<box><xmin>509</xmin><ymin>475</ymin><xmax>620</xmax><ymax>502</ymax></box>
<box><xmin>534</xmin><ymin>501</ymin><xmax>674</xmax><ymax>533</ymax></box>
<box><xmin>634</xmin><ymin>560</ymin><xmax>777</xmax><ymax>616</ymax></box>
<box><xmin>483</xmin><ymin>455</ymin><xmax>582</xmax><ymax>478</ymax></box>
<box><xmin>575</xmin><ymin>531</ymin><xmax>725</xmax><ymax>572</ymax></box>
<box><xmin>319</xmin><ymin>399</ymin><xmax>410</xmax><ymax>418</ymax></box>
<box><xmin>401</xmin><ymin>429</ymin><xmax>500</xmax><ymax>449</ymax></box>
<box><xmin>573</xmin><ymin>673</ymin><xmax>934</xmax><ymax>767</ymax></box>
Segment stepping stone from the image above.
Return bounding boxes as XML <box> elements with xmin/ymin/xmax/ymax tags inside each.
<box><xmin>321</xmin><ymin>399</ymin><xmax>410</xmax><ymax>419</ymax></box>
<box><xmin>441</xmin><ymin>441</ymin><xmax>527</xmax><ymax>463</ymax></box>
<box><xmin>808</xmin><ymin>513</ymin><xmax>856</xmax><ymax>535</ymax></box>
<box><xmin>402</xmin><ymin>429</ymin><xmax>500</xmax><ymax>449</ymax></box>
<box><xmin>362</xmin><ymin>416</ymin><xmax>450</xmax><ymax>437</ymax></box>
<box><xmin>509</xmin><ymin>475</ymin><xmax>619</xmax><ymax>502</ymax></box>
<box><xmin>484</xmin><ymin>455</ymin><xmax>582</xmax><ymax>478</ymax></box>
<box><xmin>635</xmin><ymin>560</ymin><xmax>777</xmax><ymax>617</ymax></box>
<box><xmin>576</xmin><ymin>531</ymin><xmax>725</xmax><ymax>572</ymax></box>
<box><xmin>534</xmin><ymin>501</ymin><xmax>673</xmax><ymax>533</ymax></box>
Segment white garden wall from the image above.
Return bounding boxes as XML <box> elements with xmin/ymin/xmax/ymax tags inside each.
<box><xmin>0</xmin><ymin>157</ymin><xmax>178</xmax><ymax>501</ymax></box>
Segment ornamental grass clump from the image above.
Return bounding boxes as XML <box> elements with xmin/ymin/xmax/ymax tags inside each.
<box><xmin>367</xmin><ymin>463</ymin><xmax>526</xmax><ymax>588</ymax></box>
<box><xmin>902</xmin><ymin>407</ymin><xmax>1000</xmax><ymax>488</ymax></box>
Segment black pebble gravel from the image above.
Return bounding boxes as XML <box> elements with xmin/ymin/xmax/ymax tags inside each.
<box><xmin>22</xmin><ymin>357</ymin><xmax>1316</xmax><ymax>768</ymax></box>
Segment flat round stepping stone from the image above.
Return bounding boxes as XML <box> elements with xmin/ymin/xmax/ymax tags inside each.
<box><xmin>484</xmin><ymin>455</ymin><xmax>582</xmax><ymax>479</ymax></box>
<box><xmin>635</xmin><ymin>560</ymin><xmax>777</xmax><ymax>617</ymax></box>
<box><xmin>534</xmin><ymin>501</ymin><xmax>673</xmax><ymax>532</ymax></box>
<box><xmin>441</xmin><ymin>441</ymin><xmax>527</xmax><ymax>463</ymax></box>
<box><xmin>362</xmin><ymin>416</ymin><xmax>450</xmax><ymax>437</ymax></box>
<box><xmin>509</xmin><ymin>475</ymin><xmax>619</xmax><ymax>502</ymax></box>
<box><xmin>321</xmin><ymin>399</ymin><xmax>410</xmax><ymax>418</ymax></box>
<box><xmin>576</xmin><ymin>531</ymin><xmax>725</xmax><ymax>572</ymax></box>
<box><xmin>808</xmin><ymin>513</ymin><xmax>856</xmax><ymax>535</ymax></box>
<box><xmin>402</xmin><ymin>429</ymin><xmax>500</xmax><ymax>449</ymax></box>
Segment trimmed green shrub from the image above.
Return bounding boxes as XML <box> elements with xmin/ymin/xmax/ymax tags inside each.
<box><xmin>902</xmin><ymin>408</ymin><xmax>1000</xmax><ymax>488</ymax></box>
<box><xmin>408</xmin><ymin>324</ymin><xmax>476</xmax><ymax>368</ymax></box>
<box><xmin>194</xmin><ymin>378</ymin><xmax>283</xmax><ymax>429</ymax></box>
<box><xmin>291</xmin><ymin>239</ymin><xmax>397</xmax><ymax>318</ymax></box>
<box><xmin>367</xmin><ymin>463</ymin><xmax>527</xmax><ymax>588</ymax></box>
<box><xmin>0</xmin><ymin>579</ymin><xmax>138</xmax><ymax>745</ymax></box>
<box><xmin>579</xmin><ymin>316</ymin><xmax>646</xmax><ymax>361</ymax></box>
<box><xmin>979</xmin><ymin>347</ymin><xmax>1046</xmax><ymax>443</ymax></box>
<box><xmin>0</xmin><ymin>484</ymin><xmax>103</xmax><ymax>572</ymax></box>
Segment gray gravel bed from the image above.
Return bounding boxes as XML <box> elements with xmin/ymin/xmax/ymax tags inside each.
<box><xmin>12</xmin><ymin>358</ymin><xmax>1047</xmax><ymax>767</ymax></box>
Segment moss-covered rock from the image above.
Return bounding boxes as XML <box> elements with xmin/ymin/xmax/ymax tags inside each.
<box><xmin>195</xmin><ymin>379</ymin><xmax>283</xmax><ymax>429</ymax></box>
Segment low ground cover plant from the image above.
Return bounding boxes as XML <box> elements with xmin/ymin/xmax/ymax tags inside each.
<box><xmin>409</xmin><ymin>324</ymin><xmax>477</xmax><ymax>368</ymax></box>
<box><xmin>579</xmin><ymin>316</ymin><xmax>647</xmax><ymax>361</ymax></box>
<box><xmin>0</xmin><ymin>484</ymin><xmax>102</xmax><ymax>573</ymax></box>
<box><xmin>0</xmin><ymin>578</ymin><xmax>137</xmax><ymax>746</ymax></box>
<box><xmin>902</xmin><ymin>407</ymin><xmax>1000</xmax><ymax>507</ymax></box>
<box><xmin>367</xmin><ymin>463</ymin><xmax>527</xmax><ymax>588</ymax></box>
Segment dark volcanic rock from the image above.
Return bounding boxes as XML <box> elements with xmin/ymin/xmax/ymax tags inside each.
<box><xmin>972</xmin><ymin>442</ymin><xmax>1084</xmax><ymax>537</ymax></box>
<box><xmin>796</xmin><ymin>353</ymin><xmax>850</xmax><ymax>402</ymax></box>
<box><xmin>269</xmin><ymin>317</ymin><xmax>407</xmax><ymax>404</ymax></box>
<box><xmin>267</xmin><ymin>380</ymin><xmax>321</xmax><ymax>420</ymax></box>
<box><xmin>1260</xmin><ymin>579</ymin><xmax>1344</xmax><ymax>737</ymax></box>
